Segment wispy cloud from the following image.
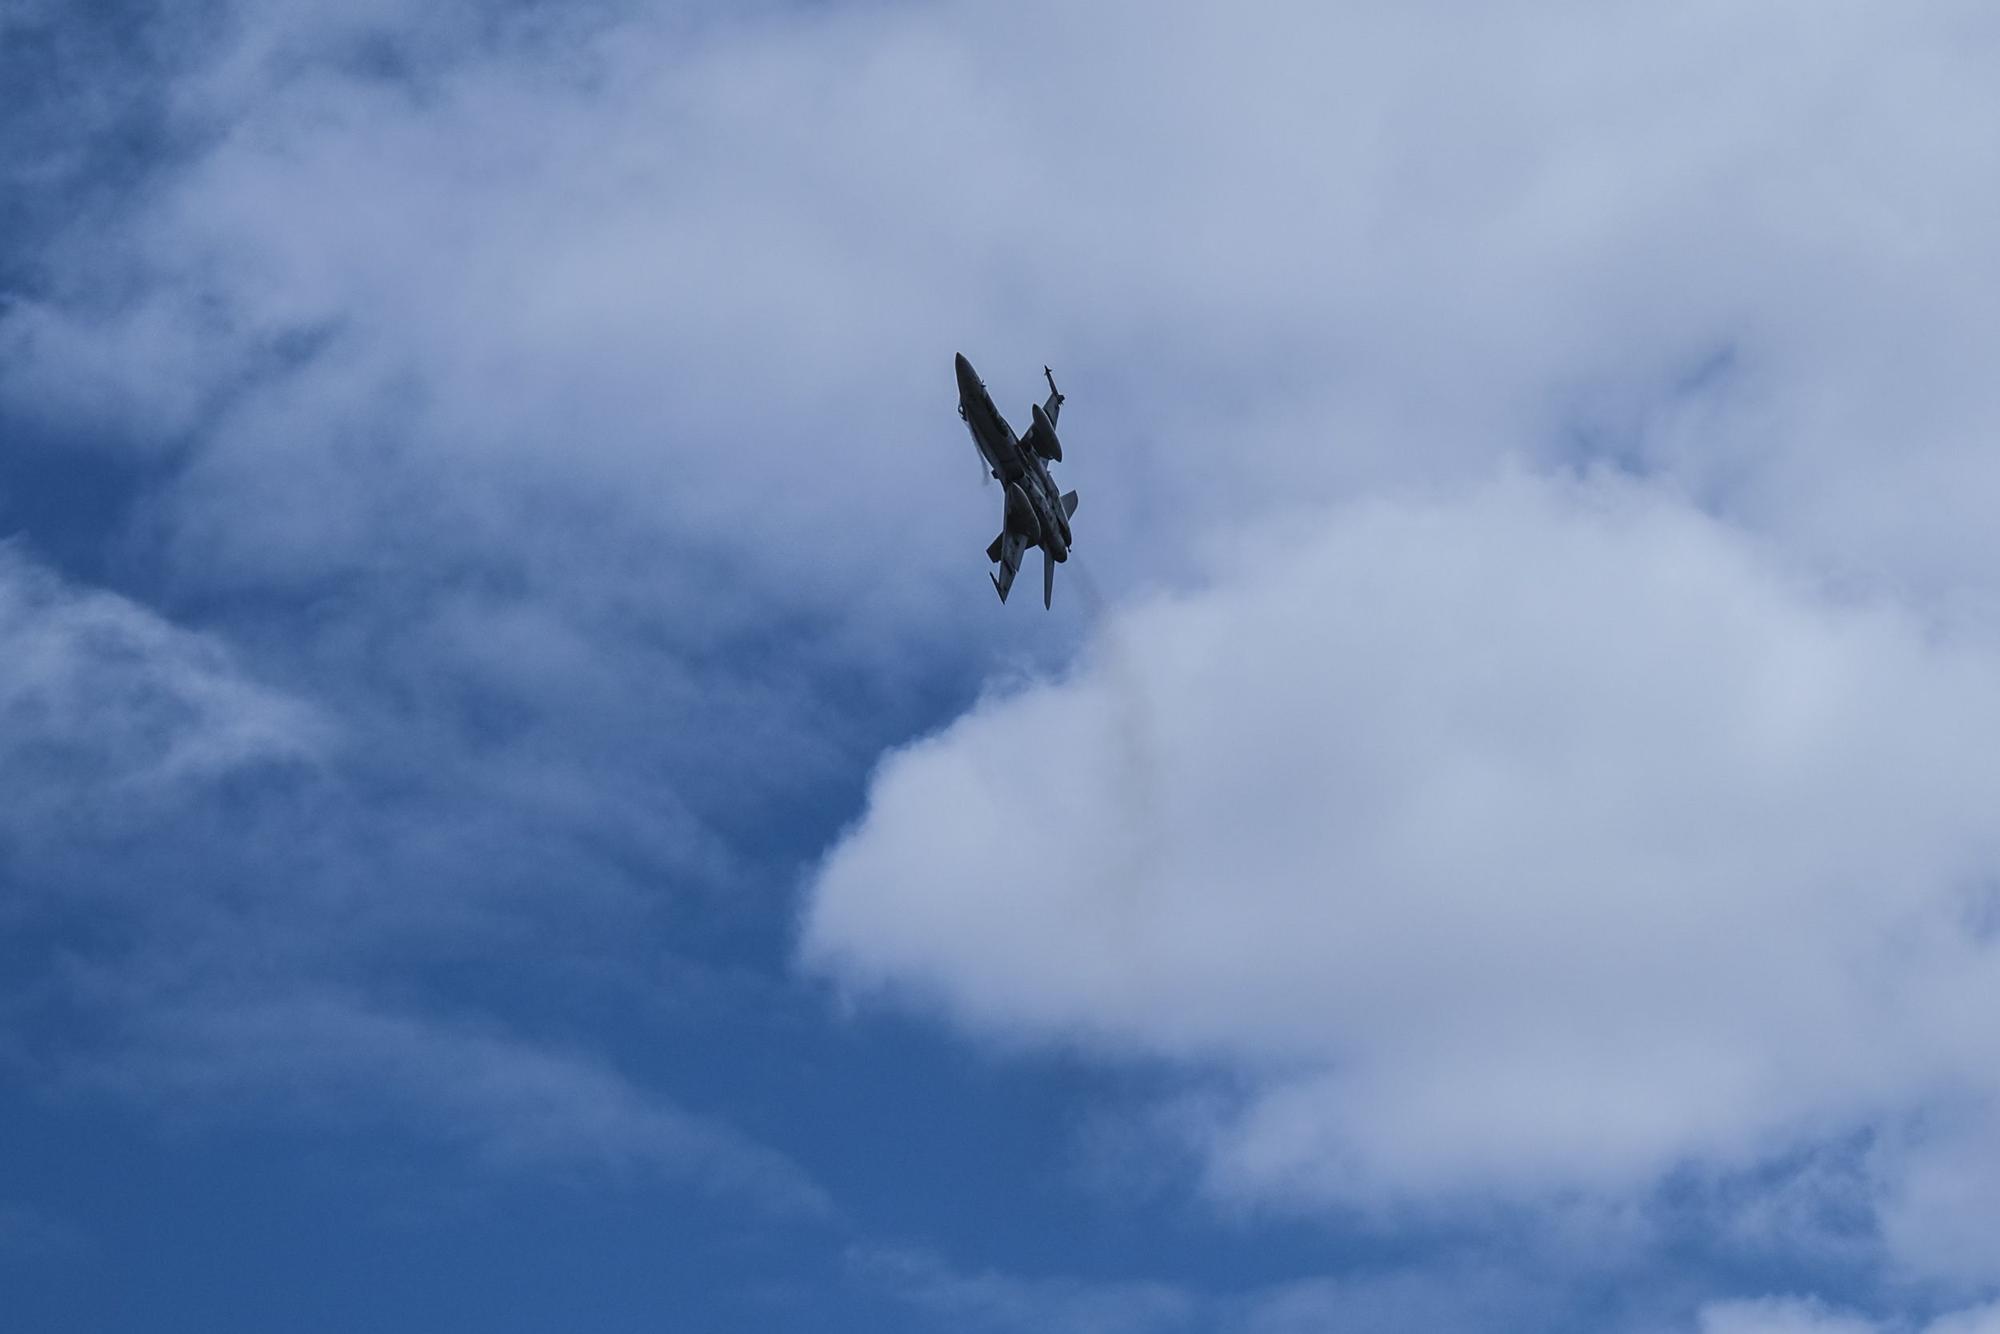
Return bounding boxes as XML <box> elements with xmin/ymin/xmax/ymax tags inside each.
<box><xmin>0</xmin><ymin>540</ymin><xmax>834</xmax><ymax>1217</ymax></box>
<box><xmin>1697</xmin><ymin>1295</ymin><xmax>2000</xmax><ymax>1334</ymax></box>
<box><xmin>71</xmin><ymin>987</ymin><xmax>832</xmax><ymax>1219</ymax></box>
<box><xmin>0</xmin><ymin>539</ymin><xmax>324</xmax><ymax>836</ymax></box>
<box><xmin>0</xmin><ymin>1200</ymin><xmax>83</xmax><ymax>1263</ymax></box>
<box><xmin>851</xmin><ymin>1245</ymin><xmax>1198</xmax><ymax>1334</ymax></box>
<box><xmin>851</xmin><ymin>1244</ymin><xmax>1556</xmax><ymax>1334</ymax></box>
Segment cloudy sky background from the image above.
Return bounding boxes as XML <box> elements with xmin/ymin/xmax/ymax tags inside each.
<box><xmin>9</xmin><ymin>1</ymin><xmax>2000</xmax><ymax>1329</ymax></box>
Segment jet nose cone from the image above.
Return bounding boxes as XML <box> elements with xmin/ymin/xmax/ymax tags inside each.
<box><xmin>954</xmin><ymin>352</ymin><xmax>978</xmax><ymax>392</ymax></box>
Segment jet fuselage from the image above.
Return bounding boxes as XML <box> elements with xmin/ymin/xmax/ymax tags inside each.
<box><xmin>955</xmin><ymin>352</ymin><xmax>1071</xmax><ymax>556</ymax></box>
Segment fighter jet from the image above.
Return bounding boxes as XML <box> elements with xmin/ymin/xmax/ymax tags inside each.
<box><xmin>955</xmin><ymin>352</ymin><xmax>1078</xmax><ymax>608</ymax></box>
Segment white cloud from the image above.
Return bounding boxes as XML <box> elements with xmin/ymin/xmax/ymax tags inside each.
<box><xmin>7</xmin><ymin>0</ymin><xmax>2000</xmax><ymax>736</ymax></box>
<box><xmin>1698</xmin><ymin>1297</ymin><xmax>1881</xmax><ymax>1334</ymax></box>
<box><xmin>804</xmin><ymin>473</ymin><xmax>2000</xmax><ymax>1263</ymax></box>
<box><xmin>1696</xmin><ymin>1296</ymin><xmax>2000</xmax><ymax>1334</ymax></box>
<box><xmin>1873</xmin><ymin>1115</ymin><xmax>2000</xmax><ymax>1285</ymax></box>
<box><xmin>1926</xmin><ymin>1303</ymin><xmax>2000</xmax><ymax>1334</ymax></box>
<box><xmin>12</xmin><ymin>0</ymin><xmax>1994</xmax><ymax>601</ymax></box>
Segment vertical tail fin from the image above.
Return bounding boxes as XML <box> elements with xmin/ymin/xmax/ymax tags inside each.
<box><xmin>1042</xmin><ymin>546</ymin><xmax>1056</xmax><ymax>609</ymax></box>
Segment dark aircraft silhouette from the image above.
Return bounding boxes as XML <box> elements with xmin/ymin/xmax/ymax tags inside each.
<box><xmin>955</xmin><ymin>352</ymin><xmax>1078</xmax><ymax>608</ymax></box>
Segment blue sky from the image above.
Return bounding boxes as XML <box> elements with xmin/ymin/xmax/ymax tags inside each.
<box><xmin>9</xmin><ymin>2</ymin><xmax>2000</xmax><ymax>1331</ymax></box>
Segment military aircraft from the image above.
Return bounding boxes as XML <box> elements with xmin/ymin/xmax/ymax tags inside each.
<box><xmin>955</xmin><ymin>352</ymin><xmax>1078</xmax><ymax>608</ymax></box>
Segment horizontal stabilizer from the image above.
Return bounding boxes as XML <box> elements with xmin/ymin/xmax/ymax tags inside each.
<box><xmin>1061</xmin><ymin>490</ymin><xmax>1078</xmax><ymax>519</ymax></box>
<box><xmin>989</xmin><ymin>529</ymin><xmax>1026</xmax><ymax>603</ymax></box>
